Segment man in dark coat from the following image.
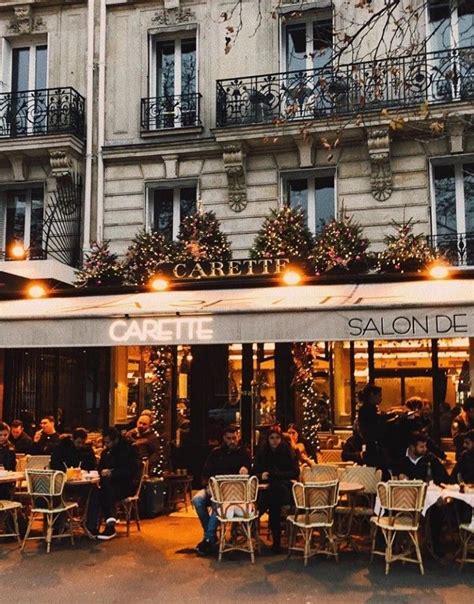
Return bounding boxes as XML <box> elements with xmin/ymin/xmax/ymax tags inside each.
<box><xmin>192</xmin><ymin>425</ymin><xmax>252</xmax><ymax>555</ymax></box>
<box><xmin>33</xmin><ymin>415</ymin><xmax>61</xmax><ymax>454</ymax></box>
<box><xmin>0</xmin><ymin>422</ymin><xmax>16</xmax><ymax>499</ymax></box>
<box><xmin>357</xmin><ymin>384</ymin><xmax>390</xmax><ymax>477</ymax></box>
<box><xmin>452</xmin><ymin>397</ymin><xmax>474</xmax><ymax>460</ymax></box>
<box><xmin>126</xmin><ymin>414</ymin><xmax>160</xmax><ymax>474</ymax></box>
<box><xmin>50</xmin><ymin>428</ymin><xmax>97</xmax><ymax>471</ymax></box>
<box><xmin>451</xmin><ymin>430</ymin><xmax>474</xmax><ymax>484</ymax></box>
<box><xmin>97</xmin><ymin>427</ymin><xmax>139</xmax><ymax>541</ymax></box>
<box><xmin>9</xmin><ymin>419</ymin><xmax>34</xmax><ymax>454</ymax></box>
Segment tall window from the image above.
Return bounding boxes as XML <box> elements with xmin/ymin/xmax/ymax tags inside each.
<box><xmin>428</xmin><ymin>0</ymin><xmax>473</xmax><ymax>51</ymax></box>
<box><xmin>1</xmin><ymin>188</ymin><xmax>44</xmax><ymax>258</ymax></box>
<box><xmin>432</xmin><ymin>161</ymin><xmax>474</xmax><ymax>265</ymax></box>
<box><xmin>150</xmin><ymin>35</ymin><xmax>197</xmax><ymax>128</ymax></box>
<box><xmin>149</xmin><ymin>185</ymin><xmax>197</xmax><ymax>241</ymax></box>
<box><xmin>284</xmin><ymin>15</ymin><xmax>332</xmax><ymax>72</ymax></box>
<box><xmin>282</xmin><ymin>172</ymin><xmax>335</xmax><ymax>234</ymax></box>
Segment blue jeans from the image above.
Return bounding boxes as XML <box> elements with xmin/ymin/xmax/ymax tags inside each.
<box><xmin>192</xmin><ymin>487</ymin><xmax>218</xmax><ymax>542</ymax></box>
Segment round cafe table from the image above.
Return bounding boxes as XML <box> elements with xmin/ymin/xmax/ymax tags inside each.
<box><xmin>335</xmin><ymin>481</ymin><xmax>364</xmax><ymax>548</ymax></box>
<box><xmin>64</xmin><ymin>475</ymin><xmax>100</xmax><ymax>539</ymax></box>
<box><xmin>0</xmin><ymin>472</ymin><xmax>25</xmax><ymax>484</ymax></box>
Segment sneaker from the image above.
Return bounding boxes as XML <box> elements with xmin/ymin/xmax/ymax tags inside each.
<box><xmin>196</xmin><ymin>539</ymin><xmax>214</xmax><ymax>555</ymax></box>
<box><xmin>97</xmin><ymin>522</ymin><xmax>116</xmax><ymax>541</ymax></box>
<box><xmin>195</xmin><ymin>538</ymin><xmax>207</xmax><ymax>551</ymax></box>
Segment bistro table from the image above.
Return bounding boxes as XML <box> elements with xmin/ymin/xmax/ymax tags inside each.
<box><xmin>335</xmin><ymin>481</ymin><xmax>365</xmax><ymax>549</ymax></box>
<box><xmin>0</xmin><ymin>471</ymin><xmax>25</xmax><ymax>485</ymax></box>
<box><xmin>64</xmin><ymin>473</ymin><xmax>100</xmax><ymax>539</ymax></box>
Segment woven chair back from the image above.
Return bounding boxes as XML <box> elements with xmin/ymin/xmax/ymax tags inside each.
<box><xmin>301</xmin><ymin>464</ymin><xmax>338</xmax><ymax>483</ymax></box>
<box><xmin>340</xmin><ymin>466</ymin><xmax>382</xmax><ymax>494</ymax></box>
<box><xmin>210</xmin><ymin>475</ymin><xmax>258</xmax><ymax>505</ymax></box>
<box><xmin>26</xmin><ymin>455</ymin><xmax>51</xmax><ymax>470</ymax></box>
<box><xmin>292</xmin><ymin>480</ymin><xmax>340</xmax><ymax>525</ymax></box>
<box><xmin>26</xmin><ymin>469</ymin><xmax>66</xmax><ymax>497</ymax></box>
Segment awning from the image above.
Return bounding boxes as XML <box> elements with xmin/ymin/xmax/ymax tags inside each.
<box><xmin>0</xmin><ymin>278</ymin><xmax>473</xmax><ymax>347</ymax></box>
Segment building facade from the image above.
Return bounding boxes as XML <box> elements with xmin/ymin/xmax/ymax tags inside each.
<box><xmin>0</xmin><ymin>1</ymin><xmax>473</xmax><ymax>462</ymax></box>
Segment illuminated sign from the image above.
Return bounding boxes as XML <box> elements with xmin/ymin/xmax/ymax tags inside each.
<box><xmin>171</xmin><ymin>258</ymin><xmax>290</xmax><ymax>280</ymax></box>
<box><xmin>347</xmin><ymin>313</ymin><xmax>468</xmax><ymax>338</ymax></box>
<box><xmin>109</xmin><ymin>317</ymin><xmax>214</xmax><ymax>343</ymax></box>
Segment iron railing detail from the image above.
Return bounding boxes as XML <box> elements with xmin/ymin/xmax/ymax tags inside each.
<box><xmin>428</xmin><ymin>232</ymin><xmax>474</xmax><ymax>267</ymax></box>
<box><xmin>216</xmin><ymin>47</ymin><xmax>474</xmax><ymax>127</ymax></box>
<box><xmin>0</xmin><ymin>87</ymin><xmax>85</xmax><ymax>138</ymax></box>
<box><xmin>141</xmin><ymin>92</ymin><xmax>201</xmax><ymax>130</ymax></box>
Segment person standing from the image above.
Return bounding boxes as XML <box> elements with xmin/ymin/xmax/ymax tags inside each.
<box><xmin>33</xmin><ymin>416</ymin><xmax>61</xmax><ymax>454</ymax></box>
<box><xmin>9</xmin><ymin>419</ymin><xmax>34</xmax><ymax>454</ymax></box>
<box><xmin>254</xmin><ymin>425</ymin><xmax>299</xmax><ymax>553</ymax></box>
<box><xmin>192</xmin><ymin>425</ymin><xmax>251</xmax><ymax>555</ymax></box>
<box><xmin>357</xmin><ymin>384</ymin><xmax>389</xmax><ymax>476</ymax></box>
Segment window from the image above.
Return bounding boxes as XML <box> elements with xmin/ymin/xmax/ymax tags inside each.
<box><xmin>149</xmin><ymin>184</ymin><xmax>197</xmax><ymax>241</ymax></box>
<box><xmin>285</xmin><ymin>15</ymin><xmax>332</xmax><ymax>72</ymax></box>
<box><xmin>428</xmin><ymin>0</ymin><xmax>473</xmax><ymax>51</ymax></box>
<box><xmin>282</xmin><ymin>172</ymin><xmax>335</xmax><ymax>234</ymax></box>
<box><xmin>149</xmin><ymin>35</ymin><xmax>198</xmax><ymax>128</ymax></box>
<box><xmin>0</xmin><ymin>187</ymin><xmax>44</xmax><ymax>258</ymax></box>
<box><xmin>432</xmin><ymin>160</ymin><xmax>474</xmax><ymax>265</ymax></box>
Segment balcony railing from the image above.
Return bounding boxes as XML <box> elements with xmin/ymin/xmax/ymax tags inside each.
<box><xmin>0</xmin><ymin>87</ymin><xmax>85</xmax><ymax>139</ymax></box>
<box><xmin>141</xmin><ymin>92</ymin><xmax>201</xmax><ymax>131</ymax></box>
<box><xmin>428</xmin><ymin>232</ymin><xmax>474</xmax><ymax>267</ymax></box>
<box><xmin>216</xmin><ymin>47</ymin><xmax>474</xmax><ymax>127</ymax></box>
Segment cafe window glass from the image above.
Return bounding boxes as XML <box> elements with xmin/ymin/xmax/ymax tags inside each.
<box><xmin>282</xmin><ymin>171</ymin><xmax>335</xmax><ymax>234</ymax></box>
<box><xmin>148</xmin><ymin>184</ymin><xmax>197</xmax><ymax>241</ymax></box>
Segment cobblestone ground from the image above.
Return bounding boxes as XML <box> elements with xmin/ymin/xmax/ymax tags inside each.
<box><xmin>1</xmin><ymin>514</ymin><xmax>473</xmax><ymax>604</ymax></box>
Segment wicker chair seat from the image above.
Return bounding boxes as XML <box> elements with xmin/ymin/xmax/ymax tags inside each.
<box><xmin>31</xmin><ymin>501</ymin><xmax>78</xmax><ymax>514</ymax></box>
<box><xmin>371</xmin><ymin>515</ymin><xmax>418</xmax><ymax>531</ymax></box>
<box><xmin>0</xmin><ymin>500</ymin><xmax>22</xmax><ymax>511</ymax></box>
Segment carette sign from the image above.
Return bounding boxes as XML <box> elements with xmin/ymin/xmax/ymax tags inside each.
<box><xmin>170</xmin><ymin>258</ymin><xmax>290</xmax><ymax>280</ymax></box>
<box><xmin>109</xmin><ymin>317</ymin><xmax>214</xmax><ymax>343</ymax></box>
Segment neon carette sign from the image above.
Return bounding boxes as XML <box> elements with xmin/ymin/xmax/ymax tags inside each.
<box><xmin>109</xmin><ymin>317</ymin><xmax>214</xmax><ymax>343</ymax></box>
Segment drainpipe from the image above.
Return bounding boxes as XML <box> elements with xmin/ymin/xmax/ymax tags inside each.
<box><xmin>82</xmin><ymin>0</ymin><xmax>95</xmax><ymax>253</ymax></box>
<box><xmin>96</xmin><ymin>0</ymin><xmax>106</xmax><ymax>242</ymax></box>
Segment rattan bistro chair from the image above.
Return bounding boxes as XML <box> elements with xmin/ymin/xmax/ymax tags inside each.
<box><xmin>117</xmin><ymin>461</ymin><xmax>148</xmax><ymax>537</ymax></box>
<box><xmin>287</xmin><ymin>480</ymin><xmax>340</xmax><ymax>566</ymax></box>
<box><xmin>337</xmin><ymin>466</ymin><xmax>382</xmax><ymax>526</ymax></box>
<box><xmin>0</xmin><ymin>500</ymin><xmax>22</xmax><ymax>546</ymax></box>
<box><xmin>459</xmin><ymin>521</ymin><xmax>474</xmax><ymax>569</ymax></box>
<box><xmin>370</xmin><ymin>480</ymin><xmax>427</xmax><ymax>575</ymax></box>
<box><xmin>301</xmin><ymin>464</ymin><xmax>338</xmax><ymax>483</ymax></box>
<box><xmin>22</xmin><ymin>469</ymin><xmax>78</xmax><ymax>553</ymax></box>
<box><xmin>209</xmin><ymin>475</ymin><xmax>259</xmax><ymax>563</ymax></box>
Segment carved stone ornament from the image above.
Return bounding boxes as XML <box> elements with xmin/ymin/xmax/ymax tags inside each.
<box><xmin>152</xmin><ymin>6</ymin><xmax>195</xmax><ymax>26</ymax></box>
<box><xmin>367</xmin><ymin>128</ymin><xmax>392</xmax><ymax>202</ymax></box>
<box><xmin>8</xmin><ymin>6</ymin><xmax>45</xmax><ymax>35</ymax></box>
<box><xmin>49</xmin><ymin>150</ymin><xmax>73</xmax><ymax>179</ymax></box>
<box><xmin>223</xmin><ymin>144</ymin><xmax>247</xmax><ymax>213</ymax></box>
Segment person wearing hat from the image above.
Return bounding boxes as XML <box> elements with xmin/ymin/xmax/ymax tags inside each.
<box><xmin>254</xmin><ymin>425</ymin><xmax>299</xmax><ymax>553</ymax></box>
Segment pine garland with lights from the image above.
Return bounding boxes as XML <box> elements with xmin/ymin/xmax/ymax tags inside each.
<box><xmin>250</xmin><ymin>206</ymin><xmax>314</xmax><ymax>260</ymax></box>
<box><xmin>377</xmin><ymin>219</ymin><xmax>438</xmax><ymax>273</ymax></box>
<box><xmin>147</xmin><ymin>346</ymin><xmax>174</xmax><ymax>478</ymax></box>
<box><xmin>176</xmin><ymin>208</ymin><xmax>232</xmax><ymax>262</ymax></box>
<box><xmin>123</xmin><ymin>229</ymin><xmax>172</xmax><ymax>285</ymax></box>
<box><xmin>311</xmin><ymin>217</ymin><xmax>370</xmax><ymax>274</ymax></box>
<box><xmin>75</xmin><ymin>240</ymin><xmax>124</xmax><ymax>287</ymax></box>
<box><xmin>292</xmin><ymin>343</ymin><xmax>321</xmax><ymax>455</ymax></box>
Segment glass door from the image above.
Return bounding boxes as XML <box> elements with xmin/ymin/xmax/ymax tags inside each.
<box><xmin>11</xmin><ymin>44</ymin><xmax>47</xmax><ymax>135</ymax></box>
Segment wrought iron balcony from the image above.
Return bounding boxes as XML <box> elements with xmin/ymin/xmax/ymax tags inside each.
<box><xmin>428</xmin><ymin>232</ymin><xmax>474</xmax><ymax>267</ymax></box>
<box><xmin>0</xmin><ymin>87</ymin><xmax>85</xmax><ymax>139</ymax></box>
<box><xmin>141</xmin><ymin>92</ymin><xmax>201</xmax><ymax>131</ymax></box>
<box><xmin>216</xmin><ymin>47</ymin><xmax>474</xmax><ymax>127</ymax></box>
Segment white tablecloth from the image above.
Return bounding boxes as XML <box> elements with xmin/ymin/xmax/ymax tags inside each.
<box><xmin>374</xmin><ymin>484</ymin><xmax>474</xmax><ymax>519</ymax></box>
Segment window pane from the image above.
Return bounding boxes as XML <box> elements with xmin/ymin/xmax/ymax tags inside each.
<box><xmin>463</xmin><ymin>163</ymin><xmax>474</xmax><ymax>233</ymax></box>
<box><xmin>315</xmin><ymin>176</ymin><xmax>334</xmax><ymax>233</ymax></box>
<box><xmin>6</xmin><ymin>191</ymin><xmax>27</xmax><ymax>255</ymax></box>
<box><xmin>35</xmin><ymin>46</ymin><xmax>48</xmax><ymax>89</ymax></box>
<box><xmin>459</xmin><ymin>0</ymin><xmax>474</xmax><ymax>48</ymax></box>
<box><xmin>428</xmin><ymin>0</ymin><xmax>451</xmax><ymax>51</ymax></box>
<box><xmin>434</xmin><ymin>165</ymin><xmax>457</xmax><ymax>236</ymax></box>
<box><xmin>286</xmin><ymin>179</ymin><xmax>308</xmax><ymax>220</ymax></box>
<box><xmin>157</xmin><ymin>42</ymin><xmax>175</xmax><ymax>97</ymax></box>
<box><xmin>286</xmin><ymin>24</ymin><xmax>307</xmax><ymax>72</ymax></box>
<box><xmin>181</xmin><ymin>39</ymin><xmax>196</xmax><ymax>95</ymax></box>
<box><xmin>153</xmin><ymin>189</ymin><xmax>174</xmax><ymax>241</ymax></box>
<box><xmin>180</xmin><ymin>187</ymin><xmax>197</xmax><ymax>221</ymax></box>
<box><xmin>12</xmin><ymin>48</ymin><xmax>30</xmax><ymax>92</ymax></box>
<box><xmin>30</xmin><ymin>188</ymin><xmax>44</xmax><ymax>255</ymax></box>
<box><xmin>313</xmin><ymin>19</ymin><xmax>332</xmax><ymax>69</ymax></box>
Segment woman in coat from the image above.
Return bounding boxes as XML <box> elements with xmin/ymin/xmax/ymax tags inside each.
<box><xmin>254</xmin><ymin>425</ymin><xmax>299</xmax><ymax>553</ymax></box>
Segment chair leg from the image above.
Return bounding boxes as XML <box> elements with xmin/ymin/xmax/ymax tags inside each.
<box><xmin>412</xmin><ymin>531</ymin><xmax>424</xmax><ymax>576</ymax></box>
<box><xmin>21</xmin><ymin>512</ymin><xmax>35</xmax><ymax>551</ymax></box>
<box><xmin>218</xmin><ymin>522</ymin><xmax>226</xmax><ymax>562</ymax></box>
<box><xmin>12</xmin><ymin>509</ymin><xmax>21</xmax><ymax>546</ymax></box>
<box><xmin>66</xmin><ymin>510</ymin><xmax>75</xmax><ymax>546</ymax></box>
<box><xmin>303</xmin><ymin>528</ymin><xmax>311</xmax><ymax>566</ymax></box>
<box><xmin>460</xmin><ymin>531</ymin><xmax>468</xmax><ymax>571</ymax></box>
<box><xmin>370</xmin><ymin>524</ymin><xmax>377</xmax><ymax>563</ymax></box>
<box><xmin>385</xmin><ymin>531</ymin><xmax>396</xmax><ymax>576</ymax></box>
<box><xmin>287</xmin><ymin>522</ymin><xmax>294</xmax><ymax>557</ymax></box>
<box><xmin>244</xmin><ymin>522</ymin><xmax>254</xmax><ymax>563</ymax></box>
<box><xmin>134</xmin><ymin>501</ymin><xmax>141</xmax><ymax>532</ymax></box>
<box><xmin>46</xmin><ymin>515</ymin><xmax>53</xmax><ymax>553</ymax></box>
<box><xmin>125</xmin><ymin>503</ymin><xmax>131</xmax><ymax>537</ymax></box>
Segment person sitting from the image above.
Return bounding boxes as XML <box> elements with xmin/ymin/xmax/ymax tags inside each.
<box><xmin>342</xmin><ymin>426</ymin><xmax>364</xmax><ymax>464</ymax></box>
<box><xmin>254</xmin><ymin>425</ymin><xmax>299</xmax><ymax>554</ymax></box>
<box><xmin>451</xmin><ymin>430</ymin><xmax>474</xmax><ymax>485</ymax></box>
<box><xmin>286</xmin><ymin>423</ymin><xmax>316</xmax><ymax>468</ymax></box>
<box><xmin>33</xmin><ymin>415</ymin><xmax>61</xmax><ymax>454</ymax></box>
<box><xmin>0</xmin><ymin>422</ymin><xmax>16</xmax><ymax>499</ymax></box>
<box><xmin>394</xmin><ymin>432</ymin><xmax>449</xmax><ymax>484</ymax></box>
<box><xmin>50</xmin><ymin>428</ymin><xmax>97</xmax><ymax>471</ymax></box>
<box><xmin>9</xmin><ymin>419</ymin><xmax>34</xmax><ymax>454</ymax></box>
<box><xmin>452</xmin><ymin>397</ymin><xmax>474</xmax><ymax>460</ymax></box>
<box><xmin>126</xmin><ymin>414</ymin><xmax>160</xmax><ymax>474</ymax></box>
<box><xmin>96</xmin><ymin>427</ymin><xmax>140</xmax><ymax>541</ymax></box>
<box><xmin>192</xmin><ymin>424</ymin><xmax>251</xmax><ymax>556</ymax></box>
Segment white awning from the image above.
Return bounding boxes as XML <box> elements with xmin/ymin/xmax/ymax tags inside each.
<box><xmin>0</xmin><ymin>278</ymin><xmax>473</xmax><ymax>347</ymax></box>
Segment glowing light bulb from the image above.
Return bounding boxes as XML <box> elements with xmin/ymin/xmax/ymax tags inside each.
<box><xmin>282</xmin><ymin>270</ymin><xmax>302</xmax><ymax>286</ymax></box>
